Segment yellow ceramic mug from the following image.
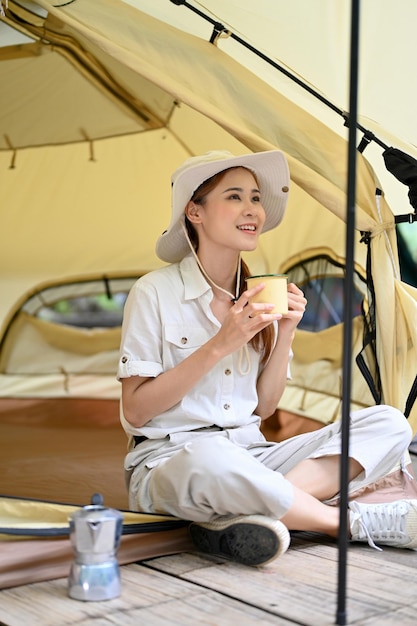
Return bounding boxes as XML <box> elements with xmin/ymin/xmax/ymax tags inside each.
<box><xmin>245</xmin><ymin>274</ymin><xmax>288</xmax><ymax>315</ymax></box>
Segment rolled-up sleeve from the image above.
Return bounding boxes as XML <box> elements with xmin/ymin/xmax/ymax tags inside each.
<box><xmin>117</xmin><ymin>278</ymin><xmax>163</xmax><ymax>380</ymax></box>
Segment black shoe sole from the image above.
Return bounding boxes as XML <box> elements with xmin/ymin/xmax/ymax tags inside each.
<box><xmin>189</xmin><ymin>518</ymin><xmax>285</xmax><ymax>566</ymax></box>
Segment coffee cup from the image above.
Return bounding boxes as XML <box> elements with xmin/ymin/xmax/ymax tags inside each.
<box><xmin>245</xmin><ymin>274</ymin><xmax>288</xmax><ymax>315</ymax></box>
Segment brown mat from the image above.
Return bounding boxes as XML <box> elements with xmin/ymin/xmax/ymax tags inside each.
<box><xmin>0</xmin><ymin>397</ymin><xmax>129</xmax><ymax>510</ymax></box>
<box><xmin>0</xmin><ymin>399</ymin><xmax>322</xmax><ymax>511</ymax></box>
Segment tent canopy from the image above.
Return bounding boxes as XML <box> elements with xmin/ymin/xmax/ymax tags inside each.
<box><xmin>1</xmin><ymin>0</ymin><xmax>416</xmax><ymax>428</ymax></box>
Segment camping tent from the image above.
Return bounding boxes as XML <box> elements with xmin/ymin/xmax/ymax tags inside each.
<box><xmin>1</xmin><ymin>0</ymin><xmax>417</xmax><ymax>596</ymax></box>
<box><xmin>0</xmin><ymin>0</ymin><xmax>416</xmax><ymax>431</ymax></box>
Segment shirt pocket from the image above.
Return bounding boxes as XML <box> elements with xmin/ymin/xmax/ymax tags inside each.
<box><xmin>163</xmin><ymin>325</ymin><xmax>210</xmax><ymax>367</ymax></box>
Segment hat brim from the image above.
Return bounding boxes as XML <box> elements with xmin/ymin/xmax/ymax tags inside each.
<box><xmin>156</xmin><ymin>150</ymin><xmax>290</xmax><ymax>263</ymax></box>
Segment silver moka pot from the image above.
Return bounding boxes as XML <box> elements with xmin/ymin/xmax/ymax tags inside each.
<box><xmin>68</xmin><ymin>494</ymin><xmax>123</xmax><ymax>601</ymax></box>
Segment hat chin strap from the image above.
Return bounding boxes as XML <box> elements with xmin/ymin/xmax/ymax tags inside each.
<box><xmin>180</xmin><ymin>220</ymin><xmax>251</xmax><ymax>376</ymax></box>
<box><xmin>181</xmin><ymin>220</ymin><xmax>241</xmax><ymax>302</ymax></box>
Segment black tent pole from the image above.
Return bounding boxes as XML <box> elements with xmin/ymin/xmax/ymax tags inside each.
<box><xmin>336</xmin><ymin>0</ymin><xmax>360</xmax><ymax>624</ymax></box>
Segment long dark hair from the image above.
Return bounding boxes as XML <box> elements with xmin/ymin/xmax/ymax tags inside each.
<box><xmin>185</xmin><ymin>167</ymin><xmax>275</xmax><ymax>366</ymax></box>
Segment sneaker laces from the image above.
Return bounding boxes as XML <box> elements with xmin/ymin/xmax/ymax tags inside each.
<box><xmin>350</xmin><ymin>501</ymin><xmax>410</xmax><ymax>551</ymax></box>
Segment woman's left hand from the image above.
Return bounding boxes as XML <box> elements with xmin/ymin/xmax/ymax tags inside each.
<box><xmin>279</xmin><ymin>282</ymin><xmax>307</xmax><ymax>335</ymax></box>
<box><xmin>255</xmin><ymin>282</ymin><xmax>306</xmax><ymax>418</ymax></box>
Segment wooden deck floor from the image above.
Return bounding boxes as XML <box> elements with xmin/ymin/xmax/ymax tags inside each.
<box><xmin>2</xmin><ymin>527</ymin><xmax>417</xmax><ymax>625</ymax></box>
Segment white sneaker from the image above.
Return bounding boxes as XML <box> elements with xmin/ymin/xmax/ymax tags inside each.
<box><xmin>349</xmin><ymin>499</ymin><xmax>417</xmax><ymax>551</ymax></box>
<box><xmin>189</xmin><ymin>514</ymin><xmax>290</xmax><ymax>566</ymax></box>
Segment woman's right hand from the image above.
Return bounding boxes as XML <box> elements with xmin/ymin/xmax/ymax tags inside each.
<box><xmin>213</xmin><ymin>283</ymin><xmax>281</xmax><ymax>356</ymax></box>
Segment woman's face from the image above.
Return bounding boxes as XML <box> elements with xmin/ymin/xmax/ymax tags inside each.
<box><xmin>187</xmin><ymin>167</ymin><xmax>266</xmax><ymax>255</ymax></box>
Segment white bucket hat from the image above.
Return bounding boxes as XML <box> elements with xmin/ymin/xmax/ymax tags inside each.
<box><xmin>155</xmin><ymin>150</ymin><xmax>290</xmax><ymax>263</ymax></box>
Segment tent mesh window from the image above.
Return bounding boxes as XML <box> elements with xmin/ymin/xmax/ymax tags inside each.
<box><xmin>284</xmin><ymin>252</ymin><xmax>381</xmax><ymax>403</ymax></box>
<box><xmin>32</xmin><ymin>277</ymin><xmax>138</xmax><ymax>329</ymax></box>
<box><xmin>284</xmin><ymin>254</ymin><xmax>366</xmax><ymax>332</ymax></box>
<box><xmin>0</xmin><ymin>276</ymin><xmax>140</xmax><ymax>377</ymax></box>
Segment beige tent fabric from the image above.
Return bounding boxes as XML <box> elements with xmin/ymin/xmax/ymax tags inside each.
<box><xmin>0</xmin><ymin>0</ymin><xmax>381</xmax><ymax>307</ymax></box>
<box><xmin>366</xmin><ymin>193</ymin><xmax>417</xmax><ymax>427</ymax></box>
<box><xmin>131</xmin><ymin>0</ymin><xmax>417</xmax><ymax>216</ymax></box>
<box><xmin>0</xmin><ymin>0</ymin><xmax>416</xmax><ymax>430</ymax></box>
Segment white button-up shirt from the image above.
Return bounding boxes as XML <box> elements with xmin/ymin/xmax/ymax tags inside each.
<box><xmin>118</xmin><ymin>254</ymin><xmax>271</xmax><ymax>439</ymax></box>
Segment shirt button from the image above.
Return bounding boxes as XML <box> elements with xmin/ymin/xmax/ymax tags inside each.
<box><xmin>121</xmin><ymin>356</ymin><xmax>128</xmax><ymax>363</ymax></box>
<box><xmin>181</xmin><ymin>337</ymin><xmax>188</xmax><ymax>344</ymax></box>
<box><xmin>223</xmin><ymin>404</ymin><xmax>230</xmax><ymax>410</ymax></box>
<box><xmin>224</xmin><ymin>369</ymin><xmax>231</xmax><ymax>376</ymax></box>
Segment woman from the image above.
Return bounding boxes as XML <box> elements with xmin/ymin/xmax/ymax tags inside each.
<box><xmin>118</xmin><ymin>150</ymin><xmax>417</xmax><ymax>566</ymax></box>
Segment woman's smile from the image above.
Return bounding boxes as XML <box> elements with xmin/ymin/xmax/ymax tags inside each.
<box><xmin>237</xmin><ymin>223</ymin><xmax>258</xmax><ymax>234</ymax></box>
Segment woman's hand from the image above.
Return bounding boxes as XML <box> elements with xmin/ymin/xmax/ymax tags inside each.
<box><xmin>212</xmin><ymin>283</ymin><xmax>281</xmax><ymax>356</ymax></box>
<box><xmin>213</xmin><ymin>281</ymin><xmax>306</xmax><ymax>356</ymax></box>
<box><xmin>255</xmin><ymin>282</ymin><xmax>306</xmax><ymax>418</ymax></box>
<box><xmin>278</xmin><ymin>282</ymin><xmax>307</xmax><ymax>336</ymax></box>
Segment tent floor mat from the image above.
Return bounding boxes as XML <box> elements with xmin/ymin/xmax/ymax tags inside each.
<box><xmin>0</xmin><ymin>398</ymin><xmax>323</xmax><ymax>510</ymax></box>
<box><xmin>0</xmin><ymin>397</ymin><xmax>128</xmax><ymax>510</ymax></box>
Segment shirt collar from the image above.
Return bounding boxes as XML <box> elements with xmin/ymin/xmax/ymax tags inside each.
<box><xmin>179</xmin><ymin>254</ymin><xmax>212</xmax><ymax>301</ymax></box>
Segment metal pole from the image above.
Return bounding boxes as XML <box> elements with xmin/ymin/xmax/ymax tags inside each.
<box><xmin>336</xmin><ymin>0</ymin><xmax>360</xmax><ymax>624</ymax></box>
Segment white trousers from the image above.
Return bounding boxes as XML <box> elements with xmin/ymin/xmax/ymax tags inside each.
<box><xmin>127</xmin><ymin>405</ymin><xmax>412</xmax><ymax>522</ymax></box>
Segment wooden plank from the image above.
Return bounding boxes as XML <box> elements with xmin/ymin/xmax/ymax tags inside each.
<box><xmin>2</xmin><ymin>537</ymin><xmax>417</xmax><ymax>625</ymax></box>
<box><xmin>146</xmin><ymin>550</ymin><xmax>341</xmax><ymax>625</ymax></box>
<box><xmin>0</xmin><ymin>563</ymin><xmax>294</xmax><ymax>626</ymax></box>
<box><xmin>146</xmin><ymin>537</ymin><xmax>417</xmax><ymax>626</ymax></box>
<box><xmin>356</xmin><ymin>602</ymin><xmax>417</xmax><ymax>626</ymax></box>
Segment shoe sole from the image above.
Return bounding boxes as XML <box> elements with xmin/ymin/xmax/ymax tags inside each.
<box><xmin>189</xmin><ymin>514</ymin><xmax>290</xmax><ymax>566</ymax></box>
